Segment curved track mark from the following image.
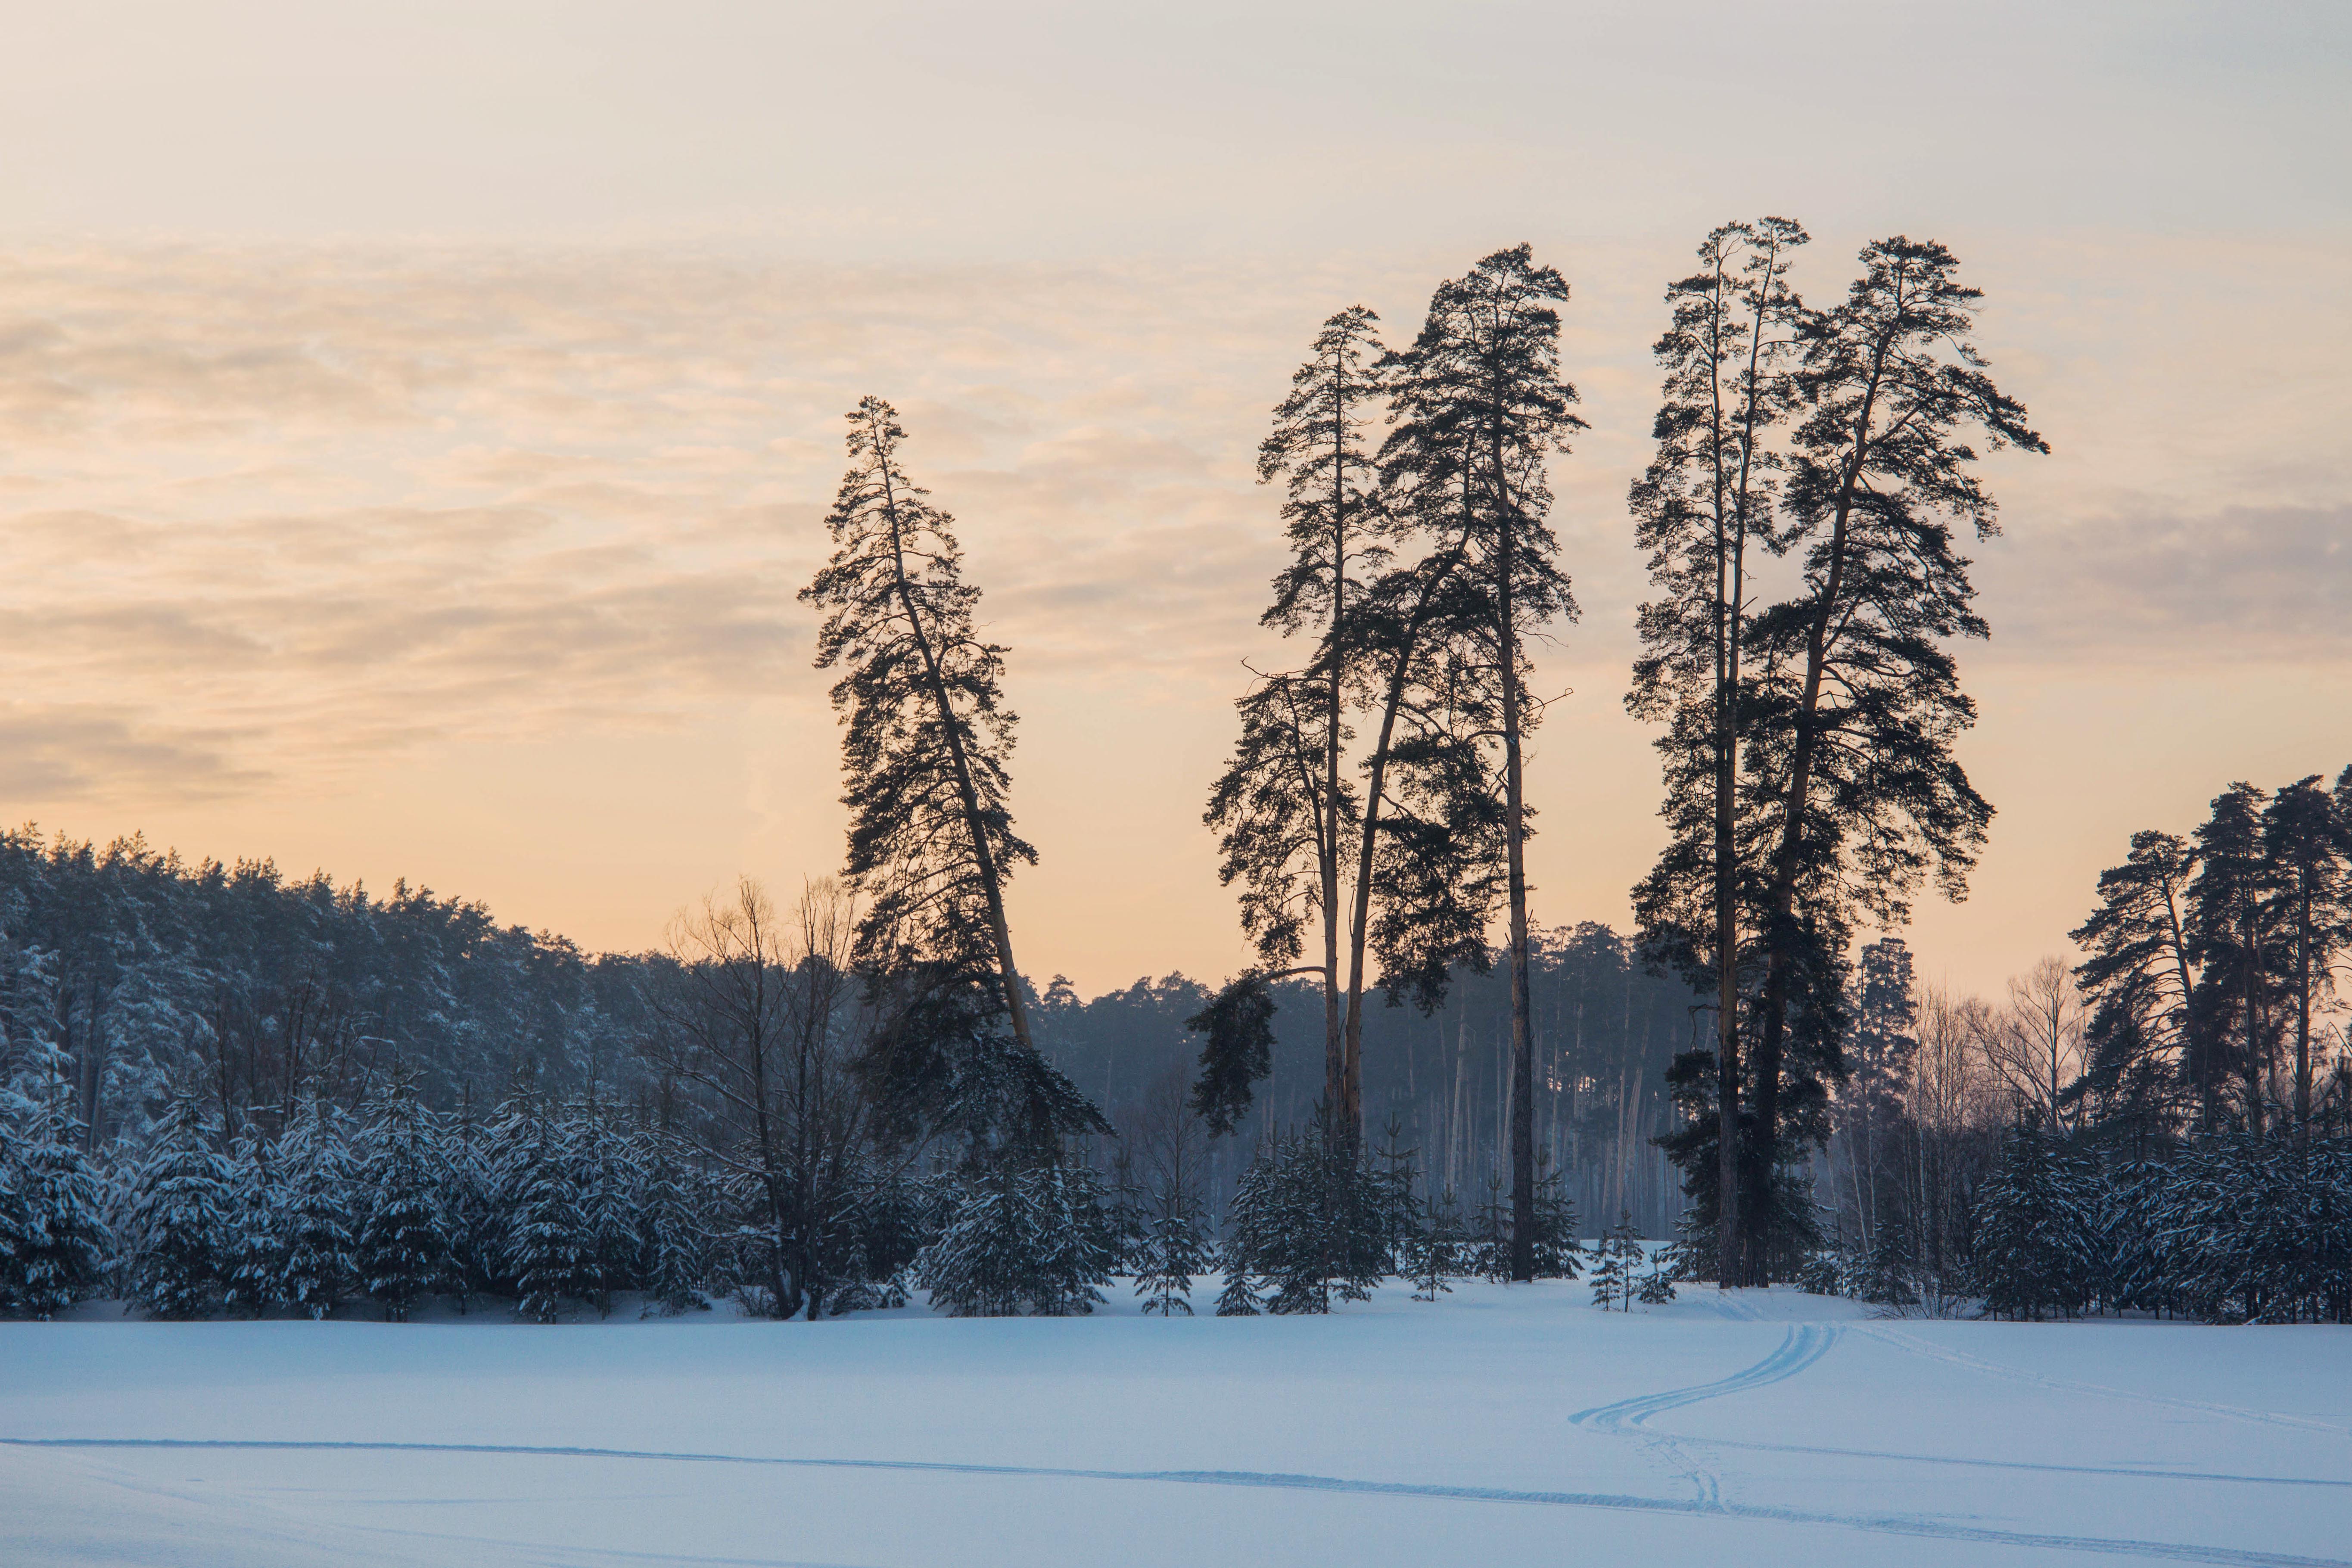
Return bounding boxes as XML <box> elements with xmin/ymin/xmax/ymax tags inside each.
<box><xmin>1569</xmin><ymin>1323</ymin><xmax>1842</xmax><ymax>1432</ymax></box>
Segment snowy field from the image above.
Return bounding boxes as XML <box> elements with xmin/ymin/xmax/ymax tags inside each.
<box><xmin>4</xmin><ymin>1282</ymin><xmax>2349</xmax><ymax>1568</ymax></box>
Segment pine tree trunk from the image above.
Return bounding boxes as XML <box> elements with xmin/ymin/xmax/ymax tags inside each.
<box><xmin>1711</xmin><ymin>249</ymin><xmax>1742</xmax><ymax>1288</ymax></box>
<box><xmin>2295</xmin><ymin>884</ymin><xmax>2312</xmax><ymax>1143</ymax></box>
<box><xmin>1323</xmin><ymin>421</ymin><xmax>1348</xmax><ymax>1147</ymax></box>
<box><xmin>1499</xmin><ymin>500</ymin><xmax>1537</xmax><ymax>1285</ymax></box>
<box><xmin>1340</xmin><ymin>544</ymin><xmax>1466</xmax><ymax>1156</ymax></box>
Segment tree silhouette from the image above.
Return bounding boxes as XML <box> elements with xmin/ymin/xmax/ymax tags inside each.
<box><xmin>1742</xmin><ymin>236</ymin><xmax>2046</xmax><ymax>1280</ymax></box>
<box><xmin>1388</xmin><ymin>245</ymin><xmax>1583</xmax><ymax>1280</ymax></box>
<box><xmin>801</xmin><ymin>397</ymin><xmax>1099</xmax><ymax>1157</ymax></box>
<box><xmin>2262</xmin><ymin>776</ymin><xmax>2351</xmax><ymax>1141</ymax></box>
<box><xmin>1628</xmin><ymin>217</ymin><xmax>1808</xmax><ymax>1287</ymax></box>
<box><xmin>2070</xmin><ymin>829</ymin><xmax>2201</xmax><ymax>1143</ymax></box>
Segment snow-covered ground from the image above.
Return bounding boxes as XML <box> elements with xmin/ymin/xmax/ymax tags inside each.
<box><xmin>5</xmin><ymin>1282</ymin><xmax>2348</xmax><ymax>1568</ymax></box>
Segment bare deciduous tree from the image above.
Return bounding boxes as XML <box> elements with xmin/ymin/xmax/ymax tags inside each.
<box><xmin>645</xmin><ymin>876</ymin><xmax>880</xmax><ymax>1318</ymax></box>
<box><xmin>1975</xmin><ymin>957</ymin><xmax>2087</xmax><ymax>1134</ymax></box>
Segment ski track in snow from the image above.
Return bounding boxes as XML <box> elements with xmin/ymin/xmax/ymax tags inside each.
<box><xmin>1566</xmin><ymin>1319</ymin><xmax>1841</xmax><ymax>1513</ymax></box>
<box><xmin>1571</xmin><ymin>1316</ymin><xmax>2352</xmax><ymax>1490</ymax></box>
<box><xmin>1855</xmin><ymin>1324</ymin><xmax>2352</xmax><ymax>1440</ymax></box>
<box><xmin>1568</xmin><ymin>1322</ymin><xmax>1845</xmax><ymax>1432</ymax></box>
<box><xmin>1686</xmin><ymin>1435</ymin><xmax>2352</xmax><ymax>1490</ymax></box>
<box><xmin>14</xmin><ymin>1434</ymin><xmax>2349</xmax><ymax>1568</ymax></box>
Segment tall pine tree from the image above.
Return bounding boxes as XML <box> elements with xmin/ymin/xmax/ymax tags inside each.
<box><xmin>2071</xmin><ymin>829</ymin><xmax>2201</xmax><ymax>1142</ymax></box>
<box><xmin>1392</xmin><ymin>245</ymin><xmax>1583</xmax><ymax>1280</ymax></box>
<box><xmin>1740</xmin><ymin>236</ymin><xmax>2044</xmax><ymax>1279</ymax></box>
<box><xmin>2189</xmin><ymin>784</ymin><xmax>2281</xmax><ymax>1133</ymax></box>
<box><xmin>2262</xmin><ymin>776</ymin><xmax>2350</xmax><ymax>1140</ymax></box>
<box><xmin>1204</xmin><ymin>302</ymin><xmax>1500</xmax><ymax>1151</ymax></box>
<box><xmin>1208</xmin><ymin>307</ymin><xmax>1387</xmax><ymax>1132</ymax></box>
<box><xmin>1629</xmin><ymin>218</ymin><xmax>1808</xmax><ymax>1287</ymax></box>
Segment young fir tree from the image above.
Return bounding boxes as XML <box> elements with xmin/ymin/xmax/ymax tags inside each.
<box><xmin>1402</xmin><ymin>1182</ymin><xmax>1464</xmax><ymax>1303</ymax></box>
<box><xmin>2071</xmin><ymin>829</ymin><xmax>2202</xmax><ymax>1144</ymax></box>
<box><xmin>800</xmin><ymin>397</ymin><xmax>1101</xmax><ymax>1160</ymax></box>
<box><xmin>1859</xmin><ymin>1205</ymin><xmax>1919</xmax><ymax>1308</ymax></box>
<box><xmin>1468</xmin><ymin>1171</ymin><xmax>1512</xmax><ymax>1282</ymax></box>
<box><xmin>5</xmin><ymin>1099</ymin><xmax>111</xmax><ymax>1318</ymax></box>
<box><xmin>1972</xmin><ymin>1122</ymin><xmax>2099</xmax><ymax>1321</ymax></box>
<box><xmin>581</xmin><ymin>1114</ymin><xmax>644</xmax><ymax>1314</ymax></box>
<box><xmin>1132</xmin><ymin>1155</ymin><xmax>1211</xmax><ymax>1318</ymax></box>
<box><xmin>0</xmin><ymin>1144</ymin><xmax>31</xmax><ymax>1315</ymax></box>
<box><xmin>916</xmin><ymin>1160</ymin><xmax>1114</xmax><ymax>1318</ymax></box>
<box><xmin>1526</xmin><ymin>1161</ymin><xmax>1582</xmax><ymax>1281</ymax></box>
<box><xmin>1741</xmin><ymin>237</ymin><xmax>2046</xmax><ymax>1279</ymax></box>
<box><xmin>1590</xmin><ymin>1211</ymin><xmax>1640</xmax><ymax>1311</ymax></box>
<box><xmin>1214</xmin><ymin>1154</ymin><xmax>1269</xmax><ymax>1316</ymax></box>
<box><xmin>635</xmin><ymin>1127</ymin><xmax>709</xmax><ymax>1316</ymax></box>
<box><xmin>1390</xmin><ymin>245</ymin><xmax>1584</xmax><ymax>1281</ymax></box>
<box><xmin>1636</xmin><ymin>1248</ymin><xmax>1679</xmax><ymax>1307</ymax></box>
<box><xmin>1221</xmin><ymin>1123</ymin><xmax>1396</xmax><ymax>1315</ymax></box>
<box><xmin>276</xmin><ymin>1100</ymin><xmax>357</xmax><ymax>1320</ymax></box>
<box><xmin>1628</xmin><ymin>218</ymin><xmax>1809</xmax><ymax>1291</ymax></box>
<box><xmin>354</xmin><ymin>1076</ymin><xmax>454</xmax><ymax>1322</ymax></box>
<box><xmin>440</xmin><ymin>1117</ymin><xmax>504</xmax><ymax>1309</ymax></box>
<box><xmin>1029</xmin><ymin>1162</ymin><xmax>1117</xmax><ymax>1317</ymax></box>
<box><xmin>500</xmin><ymin>1106</ymin><xmax>600</xmax><ymax>1323</ymax></box>
<box><xmin>221</xmin><ymin>1129</ymin><xmax>289</xmax><ymax>1317</ymax></box>
<box><xmin>122</xmin><ymin>1091</ymin><xmax>233</xmax><ymax>1319</ymax></box>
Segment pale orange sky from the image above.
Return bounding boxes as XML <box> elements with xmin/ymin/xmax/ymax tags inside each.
<box><xmin>1</xmin><ymin>4</ymin><xmax>2346</xmax><ymax>1002</ymax></box>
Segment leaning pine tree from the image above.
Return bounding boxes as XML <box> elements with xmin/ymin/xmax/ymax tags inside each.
<box><xmin>801</xmin><ymin>397</ymin><xmax>1105</xmax><ymax>1170</ymax></box>
<box><xmin>1739</xmin><ymin>236</ymin><xmax>2046</xmax><ymax>1280</ymax></box>
<box><xmin>1627</xmin><ymin>218</ymin><xmax>1808</xmax><ymax>1289</ymax></box>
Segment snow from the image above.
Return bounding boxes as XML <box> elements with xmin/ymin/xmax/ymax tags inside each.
<box><xmin>5</xmin><ymin>1282</ymin><xmax>2349</xmax><ymax>1568</ymax></box>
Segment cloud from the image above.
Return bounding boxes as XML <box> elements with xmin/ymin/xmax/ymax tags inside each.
<box><xmin>0</xmin><ymin>705</ymin><xmax>262</xmax><ymax>802</ymax></box>
<box><xmin>1985</xmin><ymin>502</ymin><xmax>2352</xmax><ymax>663</ymax></box>
<box><xmin>0</xmin><ymin>233</ymin><xmax>2342</xmax><ymax>828</ymax></box>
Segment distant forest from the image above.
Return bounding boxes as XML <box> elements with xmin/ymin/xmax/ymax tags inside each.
<box><xmin>0</xmin><ymin>830</ymin><xmax>1693</xmax><ymax>1236</ymax></box>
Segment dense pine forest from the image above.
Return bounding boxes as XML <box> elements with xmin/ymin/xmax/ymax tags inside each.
<box><xmin>3</xmin><ymin>227</ymin><xmax>2348</xmax><ymax>1325</ymax></box>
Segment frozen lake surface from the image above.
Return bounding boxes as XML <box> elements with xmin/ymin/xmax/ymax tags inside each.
<box><xmin>4</xmin><ymin>1281</ymin><xmax>2348</xmax><ymax>1567</ymax></box>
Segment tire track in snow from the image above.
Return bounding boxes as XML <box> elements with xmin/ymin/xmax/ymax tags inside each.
<box><xmin>1855</xmin><ymin>1325</ymin><xmax>2352</xmax><ymax>1440</ymax></box>
<box><xmin>7</xmin><ymin>1437</ymin><xmax>2346</xmax><ymax>1568</ymax></box>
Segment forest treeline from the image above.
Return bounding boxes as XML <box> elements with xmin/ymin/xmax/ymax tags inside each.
<box><xmin>3</xmin><ymin>224</ymin><xmax>2348</xmax><ymax>1323</ymax></box>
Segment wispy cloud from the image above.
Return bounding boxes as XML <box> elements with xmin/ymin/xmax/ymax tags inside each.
<box><xmin>0</xmin><ymin>235</ymin><xmax>2342</xmax><ymax>844</ymax></box>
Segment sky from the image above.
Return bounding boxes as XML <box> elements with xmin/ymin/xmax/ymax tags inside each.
<box><xmin>0</xmin><ymin>1</ymin><xmax>2346</xmax><ymax>1001</ymax></box>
